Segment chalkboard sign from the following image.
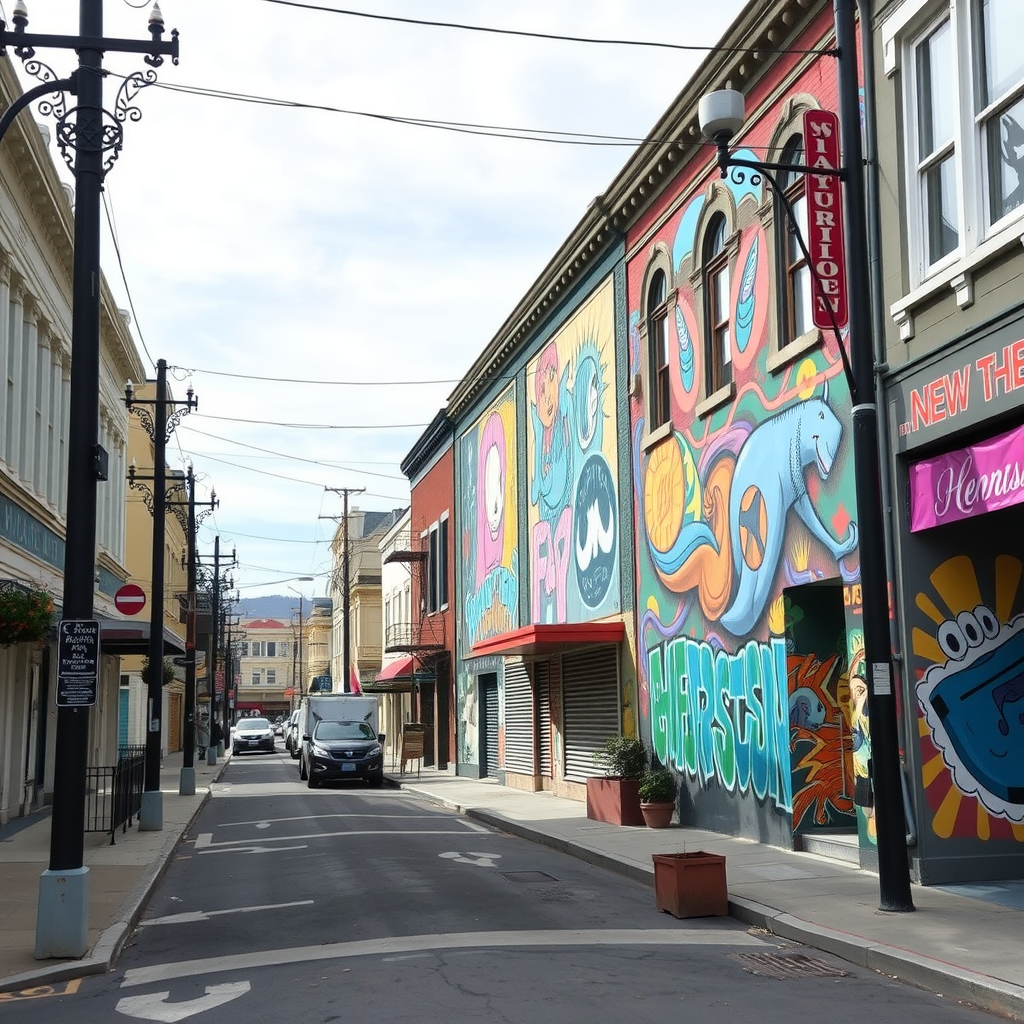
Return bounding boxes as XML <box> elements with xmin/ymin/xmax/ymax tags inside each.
<box><xmin>401</xmin><ymin>724</ymin><xmax>426</xmax><ymax>776</ymax></box>
<box><xmin>56</xmin><ymin>619</ymin><xmax>100</xmax><ymax>707</ymax></box>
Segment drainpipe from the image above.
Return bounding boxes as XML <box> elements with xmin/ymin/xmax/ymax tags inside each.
<box><xmin>856</xmin><ymin>0</ymin><xmax>917</xmax><ymax>847</ymax></box>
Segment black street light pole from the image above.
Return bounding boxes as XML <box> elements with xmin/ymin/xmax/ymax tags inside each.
<box><xmin>0</xmin><ymin>1</ymin><xmax>178</xmax><ymax>958</ymax></box>
<box><xmin>201</xmin><ymin>537</ymin><xmax>236</xmax><ymax>761</ymax></box>
<box><xmin>168</xmin><ymin>465</ymin><xmax>217</xmax><ymax>795</ymax></box>
<box><xmin>125</xmin><ymin>359</ymin><xmax>196</xmax><ymax>829</ymax></box>
<box><xmin>698</xmin><ymin>0</ymin><xmax>913</xmax><ymax>913</ymax></box>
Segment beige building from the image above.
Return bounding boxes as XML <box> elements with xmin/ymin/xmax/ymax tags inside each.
<box><xmin>234</xmin><ymin>617</ymin><xmax>294</xmax><ymax>721</ymax></box>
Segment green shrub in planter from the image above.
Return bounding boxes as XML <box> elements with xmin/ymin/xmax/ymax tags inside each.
<box><xmin>639</xmin><ymin>767</ymin><xmax>677</xmax><ymax>804</ymax></box>
<box><xmin>594</xmin><ymin>735</ymin><xmax>647</xmax><ymax>779</ymax></box>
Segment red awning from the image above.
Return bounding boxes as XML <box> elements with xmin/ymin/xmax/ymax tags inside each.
<box><xmin>375</xmin><ymin>655</ymin><xmax>414</xmax><ymax>682</ymax></box>
<box><xmin>471</xmin><ymin>621</ymin><xmax>625</xmax><ymax>658</ymax></box>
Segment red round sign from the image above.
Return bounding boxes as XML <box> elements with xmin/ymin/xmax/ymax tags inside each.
<box><xmin>114</xmin><ymin>583</ymin><xmax>146</xmax><ymax>616</ymax></box>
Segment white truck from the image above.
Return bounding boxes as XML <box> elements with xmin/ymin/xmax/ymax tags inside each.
<box><xmin>296</xmin><ymin>694</ymin><xmax>384</xmax><ymax>788</ymax></box>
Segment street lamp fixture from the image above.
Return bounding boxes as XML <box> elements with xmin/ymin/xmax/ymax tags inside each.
<box><xmin>289</xmin><ymin>577</ymin><xmax>315</xmax><ymax>708</ymax></box>
<box><xmin>697</xmin><ymin>0</ymin><xmax>913</xmax><ymax>914</ymax></box>
<box><xmin>0</xmin><ymin>3</ymin><xmax>179</xmax><ymax>958</ymax></box>
<box><xmin>124</xmin><ymin>359</ymin><xmax>197</xmax><ymax>830</ymax></box>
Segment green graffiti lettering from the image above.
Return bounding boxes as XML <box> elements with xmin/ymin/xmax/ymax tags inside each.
<box><xmin>713</xmin><ymin>649</ymin><xmax>736</xmax><ymax>789</ymax></box>
<box><xmin>648</xmin><ymin>645</ymin><xmax>669</xmax><ymax>765</ymax></box>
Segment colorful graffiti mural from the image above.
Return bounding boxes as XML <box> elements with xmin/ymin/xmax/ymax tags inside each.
<box><xmin>631</xmin><ymin>151</ymin><xmax>862</xmax><ymax>833</ymax></box>
<box><xmin>914</xmin><ymin>553</ymin><xmax>1024</xmax><ymax>838</ymax></box>
<box><xmin>459</xmin><ymin>384</ymin><xmax>519</xmax><ymax>650</ymax></box>
<box><xmin>527</xmin><ymin>278</ymin><xmax>620</xmax><ymax>624</ymax></box>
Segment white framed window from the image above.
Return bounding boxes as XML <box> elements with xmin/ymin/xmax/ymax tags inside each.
<box><xmin>903</xmin><ymin>0</ymin><xmax>1024</xmax><ymax>285</ymax></box>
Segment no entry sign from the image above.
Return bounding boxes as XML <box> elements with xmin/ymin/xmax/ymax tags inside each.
<box><xmin>114</xmin><ymin>583</ymin><xmax>146</xmax><ymax>615</ymax></box>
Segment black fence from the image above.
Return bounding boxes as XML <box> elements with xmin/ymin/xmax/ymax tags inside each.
<box><xmin>84</xmin><ymin>745</ymin><xmax>145</xmax><ymax>844</ymax></box>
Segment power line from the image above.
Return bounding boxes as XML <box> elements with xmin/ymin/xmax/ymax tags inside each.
<box><xmin>169</xmin><ymin>364</ymin><xmax>461</xmax><ymax>387</ymax></box>
<box><xmin>260</xmin><ymin>1</ymin><xmax>833</xmax><ymax>57</ymax></box>
<box><xmin>192</xmin><ymin>412</ymin><xmax>428</xmax><ymax>430</ymax></box>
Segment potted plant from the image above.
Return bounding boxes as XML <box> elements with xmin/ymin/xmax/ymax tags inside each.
<box><xmin>586</xmin><ymin>735</ymin><xmax>647</xmax><ymax>826</ymax></box>
<box><xmin>638</xmin><ymin>767</ymin><xmax>677</xmax><ymax>828</ymax></box>
<box><xmin>0</xmin><ymin>584</ymin><xmax>54</xmax><ymax>647</ymax></box>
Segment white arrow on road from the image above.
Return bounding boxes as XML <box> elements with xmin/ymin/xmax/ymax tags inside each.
<box><xmin>116</xmin><ymin>981</ymin><xmax>250</xmax><ymax>1022</ymax></box>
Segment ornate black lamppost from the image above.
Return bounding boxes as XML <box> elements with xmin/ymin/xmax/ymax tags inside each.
<box><xmin>169</xmin><ymin>465</ymin><xmax>217</xmax><ymax>795</ymax></box>
<box><xmin>698</xmin><ymin>0</ymin><xmax>912</xmax><ymax>913</ymax></box>
<box><xmin>0</xmin><ymin>0</ymin><xmax>178</xmax><ymax>958</ymax></box>
<box><xmin>125</xmin><ymin>358</ymin><xmax>196</xmax><ymax>828</ymax></box>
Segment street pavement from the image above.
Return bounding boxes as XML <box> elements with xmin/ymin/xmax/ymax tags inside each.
<box><xmin>1</xmin><ymin>753</ymin><xmax>1022</xmax><ymax>1022</ymax></box>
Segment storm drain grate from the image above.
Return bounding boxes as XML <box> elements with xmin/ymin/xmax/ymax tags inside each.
<box><xmin>502</xmin><ymin>870</ymin><xmax>559</xmax><ymax>883</ymax></box>
<box><xmin>731</xmin><ymin>952</ymin><xmax>853</xmax><ymax>980</ymax></box>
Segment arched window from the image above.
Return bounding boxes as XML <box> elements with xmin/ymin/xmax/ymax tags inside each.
<box><xmin>646</xmin><ymin>268</ymin><xmax>671</xmax><ymax>429</ymax></box>
<box><xmin>703</xmin><ymin>214</ymin><xmax>732</xmax><ymax>394</ymax></box>
<box><xmin>778</xmin><ymin>134</ymin><xmax>814</xmax><ymax>344</ymax></box>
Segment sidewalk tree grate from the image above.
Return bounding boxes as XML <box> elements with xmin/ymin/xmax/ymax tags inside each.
<box><xmin>731</xmin><ymin>952</ymin><xmax>852</xmax><ymax>980</ymax></box>
<box><xmin>502</xmin><ymin>871</ymin><xmax>559</xmax><ymax>883</ymax></box>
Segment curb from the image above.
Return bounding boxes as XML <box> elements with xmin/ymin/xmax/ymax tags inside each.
<box><xmin>0</xmin><ymin>764</ymin><xmax>227</xmax><ymax>995</ymax></box>
<box><xmin>395</xmin><ymin>783</ymin><xmax>1024</xmax><ymax>1023</ymax></box>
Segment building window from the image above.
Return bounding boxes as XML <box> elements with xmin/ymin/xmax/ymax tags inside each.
<box><xmin>903</xmin><ymin>0</ymin><xmax>1024</xmax><ymax>282</ymax></box>
<box><xmin>426</xmin><ymin>514</ymin><xmax>449</xmax><ymax>613</ymax></box>
<box><xmin>777</xmin><ymin>135</ymin><xmax>814</xmax><ymax>343</ymax></box>
<box><xmin>266</xmin><ymin>641</ymin><xmax>277</xmax><ymax>658</ymax></box>
<box><xmin>647</xmin><ymin>269</ymin><xmax>671</xmax><ymax>429</ymax></box>
<box><xmin>703</xmin><ymin>214</ymin><xmax>732</xmax><ymax>394</ymax></box>
<box><xmin>250</xmin><ymin>671</ymin><xmax>261</xmax><ymax>686</ymax></box>
<box><xmin>267</xmin><ymin>669</ymin><xmax>276</xmax><ymax>686</ymax></box>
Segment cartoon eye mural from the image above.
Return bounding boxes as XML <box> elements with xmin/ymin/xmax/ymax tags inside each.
<box><xmin>937</xmin><ymin>618</ymin><xmax>969</xmax><ymax>661</ymax></box>
<box><xmin>675</xmin><ymin>305</ymin><xmax>695</xmax><ymax>393</ymax></box>
<box><xmin>734</xmin><ymin>232</ymin><xmax>758</xmax><ymax>355</ymax></box>
<box><xmin>974</xmin><ymin>604</ymin><xmax>1001</xmax><ymax>640</ymax></box>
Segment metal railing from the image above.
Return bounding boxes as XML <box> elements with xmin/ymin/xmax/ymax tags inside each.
<box><xmin>84</xmin><ymin>745</ymin><xmax>145</xmax><ymax>844</ymax></box>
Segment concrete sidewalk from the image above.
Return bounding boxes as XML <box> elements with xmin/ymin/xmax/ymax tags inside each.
<box><xmin>1</xmin><ymin>758</ymin><xmax>1022</xmax><ymax>1022</ymax></box>
<box><xmin>0</xmin><ymin>750</ymin><xmax>226</xmax><ymax>993</ymax></box>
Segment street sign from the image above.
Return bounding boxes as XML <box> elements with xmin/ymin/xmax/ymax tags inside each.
<box><xmin>803</xmin><ymin>108</ymin><xmax>848</xmax><ymax>331</ymax></box>
<box><xmin>114</xmin><ymin>582</ymin><xmax>146</xmax><ymax>615</ymax></box>
<box><xmin>56</xmin><ymin>618</ymin><xmax>100</xmax><ymax>707</ymax></box>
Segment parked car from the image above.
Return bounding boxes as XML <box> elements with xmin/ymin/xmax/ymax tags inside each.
<box><xmin>231</xmin><ymin>717</ymin><xmax>276</xmax><ymax>755</ymax></box>
<box><xmin>273</xmin><ymin>717</ymin><xmax>286</xmax><ymax>737</ymax></box>
<box><xmin>285</xmin><ymin>710</ymin><xmax>300</xmax><ymax>758</ymax></box>
<box><xmin>302</xmin><ymin>718</ymin><xmax>384</xmax><ymax>788</ymax></box>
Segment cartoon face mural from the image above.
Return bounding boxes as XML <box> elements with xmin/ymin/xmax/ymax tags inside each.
<box><xmin>629</xmin><ymin>148</ymin><xmax>861</xmax><ymax>833</ymax></box>
<box><xmin>527</xmin><ymin>278</ymin><xmax>620</xmax><ymax>624</ymax></box>
<box><xmin>460</xmin><ymin>385</ymin><xmax>519</xmax><ymax>649</ymax></box>
<box><xmin>914</xmin><ymin>553</ymin><xmax>1024</xmax><ymax>833</ymax></box>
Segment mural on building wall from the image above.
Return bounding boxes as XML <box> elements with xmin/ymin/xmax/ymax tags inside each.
<box><xmin>526</xmin><ymin>278</ymin><xmax>620</xmax><ymax>624</ymax></box>
<box><xmin>914</xmin><ymin>552</ymin><xmax>1024</xmax><ymax>839</ymax></box>
<box><xmin>631</xmin><ymin>155</ymin><xmax>862</xmax><ymax>829</ymax></box>
<box><xmin>457</xmin><ymin>386</ymin><xmax>519</xmax><ymax>765</ymax></box>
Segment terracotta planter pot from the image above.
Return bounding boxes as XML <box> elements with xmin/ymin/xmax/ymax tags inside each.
<box><xmin>586</xmin><ymin>776</ymin><xmax>644</xmax><ymax>826</ymax></box>
<box><xmin>652</xmin><ymin>851</ymin><xmax>728</xmax><ymax>918</ymax></box>
<box><xmin>640</xmin><ymin>801</ymin><xmax>675</xmax><ymax>828</ymax></box>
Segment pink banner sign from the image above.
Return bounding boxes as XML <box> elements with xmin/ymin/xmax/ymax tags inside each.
<box><xmin>909</xmin><ymin>421</ymin><xmax>1024</xmax><ymax>531</ymax></box>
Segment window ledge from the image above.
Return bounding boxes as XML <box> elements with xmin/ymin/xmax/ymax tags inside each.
<box><xmin>889</xmin><ymin>223</ymin><xmax>1024</xmax><ymax>340</ymax></box>
<box><xmin>767</xmin><ymin>328</ymin><xmax>822</xmax><ymax>374</ymax></box>
<box><xmin>641</xmin><ymin>419</ymin><xmax>674</xmax><ymax>452</ymax></box>
<box><xmin>696</xmin><ymin>381</ymin><xmax>736</xmax><ymax>419</ymax></box>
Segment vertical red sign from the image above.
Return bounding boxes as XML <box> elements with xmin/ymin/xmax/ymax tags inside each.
<box><xmin>802</xmin><ymin>109</ymin><xmax>848</xmax><ymax>331</ymax></box>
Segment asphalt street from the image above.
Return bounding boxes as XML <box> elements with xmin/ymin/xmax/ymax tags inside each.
<box><xmin>1</xmin><ymin>750</ymin><xmax>1004</xmax><ymax>1023</ymax></box>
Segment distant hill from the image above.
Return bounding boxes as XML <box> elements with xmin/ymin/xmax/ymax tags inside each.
<box><xmin>236</xmin><ymin>595</ymin><xmax>302</xmax><ymax>621</ymax></box>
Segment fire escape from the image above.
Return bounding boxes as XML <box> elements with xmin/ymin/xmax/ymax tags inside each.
<box><xmin>383</xmin><ymin>531</ymin><xmax>445</xmax><ymax>655</ymax></box>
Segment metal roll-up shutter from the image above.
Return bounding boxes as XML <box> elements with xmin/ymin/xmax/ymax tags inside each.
<box><xmin>481</xmin><ymin>677</ymin><xmax>499</xmax><ymax>777</ymax></box>
<box><xmin>535</xmin><ymin>662</ymin><xmax>551</xmax><ymax>777</ymax></box>
<box><xmin>562</xmin><ymin>646</ymin><xmax>619</xmax><ymax>783</ymax></box>
<box><xmin>503</xmin><ymin>659</ymin><xmax>533</xmax><ymax>775</ymax></box>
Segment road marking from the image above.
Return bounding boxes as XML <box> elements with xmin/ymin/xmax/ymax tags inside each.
<box><xmin>439</xmin><ymin>851</ymin><xmax>502</xmax><ymax>867</ymax></box>
<box><xmin>116</xmin><ymin>981</ymin><xmax>250</xmax><ymax>1021</ymax></box>
<box><xmin>194</xmin><ymin>829</ymin><xmax>487</xmax><ymax>851</ymax></box>
<box><xmin>121</xmin><ymin>928</ymin><xmax>766</xmax><ymax>988</ymax></box>
<box><xmin>141</xmin><ymin>900</ymin><xmax>314</xmax><ymax>927</ymax></box>
<box><xmin>0</xmin><ymin>980</ymin><xmax>82</xmax><ymax>1002</ymax></box>
<box><xmin>198</xmin><ymin>844</ymin><xmax>308</xmax><ymax>856</ymax></box>
<box><xmin>219</xmin><ymin>813</ymin><xmax>444</xmax><ymax>828</ymax></box>
<box><xmin>460</xmin><ymin>821</ymin><xmax>491</xmax><ymax>833</ymax></box>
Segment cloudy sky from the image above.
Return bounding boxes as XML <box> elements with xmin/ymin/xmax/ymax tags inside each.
<box><xmin>19</xmin><ymin>0</ymin><xmax>743</xmax><ymax>601</ymax></box>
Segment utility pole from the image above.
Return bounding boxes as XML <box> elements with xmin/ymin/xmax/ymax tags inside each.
<box><xmin>324</xmin><ymin>487</ymin><xmax>363</xmax><ymax>692</ymax></box>
<box><xmin>125</xmin><ymin>360</ymin><xmax>196</xmax><ymax>829</ymax></box>
<box><xmin>0</xmin><ymin>2</ymin><xmax>178</xmax><ymax>959</ymax></box>
<box><xmin>167</xmin><ymin>465</ymin><xmax>216</xmax><ymax>795</ymax></box>
<box><xmin>200</xmin><ymin>536</ymin><xmax>236</xmax><ymax>763</ymax></box>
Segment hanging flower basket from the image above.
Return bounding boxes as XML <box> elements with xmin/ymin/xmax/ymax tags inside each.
<box><xmin>0</xmin><ymin>583</ymin><xmax>55</xmax><ymax>647</ymax></box>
